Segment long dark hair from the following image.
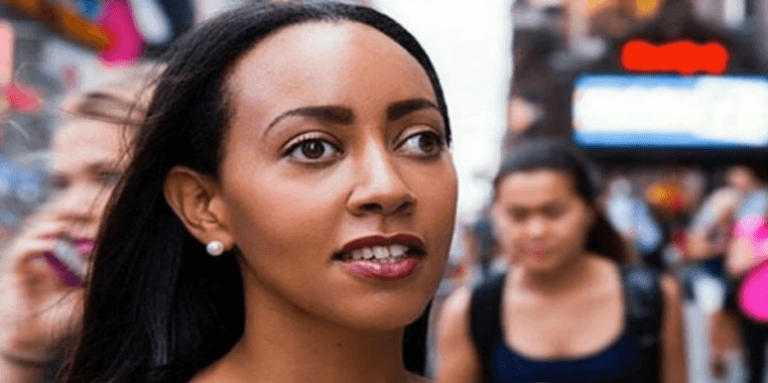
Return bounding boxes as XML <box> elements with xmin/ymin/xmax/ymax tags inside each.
<box><xmin>60</xmin><ymin>3</ymin><xmax>450</xmax><ymax>382</ymax></box>
<box><xmin>492</xmin><ymin>139</ymin><xmax>629</xmax><ymax>264</ymax></box>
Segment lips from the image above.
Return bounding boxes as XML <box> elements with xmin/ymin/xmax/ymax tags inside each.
<box><xmin>71</xmin><ymin>238</ymin><xmax>97</xmax><ymax>256</ymax></box>
<box><xmin>527</xmin><ymin>246</ymin><xmax>549</xmax><ymax>259</ymax></box>
<box><xmin>40</xmin><ymin>234</ymin><xmax>96</xmax><ymax>257</ymax></box>
<box><xmin>343</xmin><ymin>258</ymin><xmax>422</xmax><ymax>281</ymax></box>
<box><xmin>340</xmin><ymin>234</ymin><xmax>425</xmax><ymax>254</ymax></box>
<box><xmin>335</xmin><ymin>234</ymin><xmax>426</xmax><ymax>281</ymax></box>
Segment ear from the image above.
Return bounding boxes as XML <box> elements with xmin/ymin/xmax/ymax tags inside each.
<box><xmin>164</xmin><ymin>166</ymin><xmax>234</xmax><ymax>252</ymax></box>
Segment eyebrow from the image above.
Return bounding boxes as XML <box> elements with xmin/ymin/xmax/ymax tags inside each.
<box><xmin>505</xmin><ymin>199</ymin><xmax>570</xmax><ymax>211</ymax></box>
<box><xmin>263</xmin><ymin>98</ymin><xmax>440</xmax><ymax>137</ymax></box>
<box><xmin>87</xmin><ymin>162</ymin><xmax>121</xmax><ymax>174</ymax></box>
<box><xmin>265</xmin><ymin>106</ymin><xmax>354</xmax><ymax>136</ymax></box>
<box><xmin>387</xmin><ymin>99</ymin><xmax>440</xmax><ymax>121</ymax></box>
<box><xmin>52</xmin><ymin>160</ymin><xmax>119</xmax><ymax>174</ymax></box>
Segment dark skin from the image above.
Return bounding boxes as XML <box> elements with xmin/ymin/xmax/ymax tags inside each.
<box><xmin>164</xmin><ymin>21</ymin><xmax>458</xmax><ymax>383</ymax></box>
<box><xmin>435</xmin><ymin>170</ymin><xmax>687</xmax><ymax>383</ymax></box>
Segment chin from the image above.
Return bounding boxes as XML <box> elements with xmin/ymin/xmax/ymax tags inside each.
<box><xmin>522</xmin><ymin>256</ymin><xmax>563</xmax><ymax>273</ymax></box>
<box><xmin>332</xmin><ymin>291</ymin><xmax>433</xmax><ymax>332</ymax></box>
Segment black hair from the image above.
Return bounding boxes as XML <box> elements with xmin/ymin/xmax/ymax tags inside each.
<box><xmin>60</xmin><ymin>3</ymin><xmax>449</xmax><ymax>382</ymax></box>
<box><xmin>492</xmin><ymin>139</ymin><xmax>629</xmax><ymax>264</ymax></box>
<box><xmin>740</xmin><ymin>162</ymin><xmax>768</xmax><ymax>183</ymax></box>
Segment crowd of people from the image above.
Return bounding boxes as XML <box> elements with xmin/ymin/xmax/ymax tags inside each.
<box><xmin>0</xmin><ymin>1</ymin><xmax>766</xmax><ymax>383</ymax></box>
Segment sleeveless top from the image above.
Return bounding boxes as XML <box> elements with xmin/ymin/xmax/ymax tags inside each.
<box><xmin>470</xmin><ymin>267</ymin><xmax>663</xmax><ymax>383</ymax></box>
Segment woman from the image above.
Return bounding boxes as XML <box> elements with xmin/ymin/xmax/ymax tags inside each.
<box><xmin>724</xmin><ymin>164</ymin><xmax>768</xmax><ymax>383</ymax></box>
<box><xmin>435</xmin><ymin>139</ymin><xmax>686</xmax><ymax>383</ymax></box>
<box><xmin>0</xmin><ymin>65</ymin><xmax>157</xmax><ymax>383</ymax></box>
<box><xmin>61</xmin><ymin>3</ymin><xmax>458</xmax><ymax>383</ymax></box>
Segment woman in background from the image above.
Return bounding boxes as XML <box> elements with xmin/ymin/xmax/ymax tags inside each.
<box><xmin>725</xmin><ymin>164</ymin><xmax>768</xmax><ymax>383</ymax></box>
<box><xmin>61</xmin><ymin>3</ymin><xmax>458</xmax><ymax>383</ymax></box>
<box><xmin>436</xmin><ymin>139</ymin><xmax>686</xmax><ymax>383</ymax></box>
<box><xmin>0</xmin><ymin>65</ymin><xmax>157</xmax><ymax>383</ymax></box>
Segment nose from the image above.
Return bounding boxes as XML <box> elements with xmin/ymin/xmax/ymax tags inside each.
<box><xmin>49</xmin><ymin>183</ymin><xmax>103</xmax><ymax>227</ymax></box>
<box><xmin>347</xmin><ymin>142</ymin><xmax>415</xmax><ymax>217</ymax></box>
<box><xmin>525</xmin><ymin>215</ymin><xmax>547</xmax><ymax>239</ymax></box>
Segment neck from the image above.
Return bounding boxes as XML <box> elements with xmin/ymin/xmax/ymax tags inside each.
<box><xmin>516</xmin><ymin>253</ymin><xmax>594</xmax><ymax>295</ymax></box>
<box><xmin>209</xmin><ymin>278</ymin><xmax>413</xmax><ymax>383</ymax></box>
<box><xmin>743</xmin><ymin>184</ymin><xmax>761</xmax><ymax>194</ymax></box>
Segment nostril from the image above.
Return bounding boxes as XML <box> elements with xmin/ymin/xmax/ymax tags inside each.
<box><xmin>395</xmin><ymin>200</ymin><xmax>414</xmax><ymax>215</ymax></box>
<box><xmin>361</xmin><ymin>203</ymin><xmax>383</xmax><ymax>213</ymax></box>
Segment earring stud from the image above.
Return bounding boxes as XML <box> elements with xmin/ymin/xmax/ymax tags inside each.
<box><xmin>206</xmin><ymin>240</ymin><xmax>225</xmax><ymax>256</ymax></box>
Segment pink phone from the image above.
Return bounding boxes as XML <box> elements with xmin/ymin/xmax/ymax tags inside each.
<box><xmin>41</xmin><ymin>239</ymin><xmax>87</xmax><ymax>287</ymax></box>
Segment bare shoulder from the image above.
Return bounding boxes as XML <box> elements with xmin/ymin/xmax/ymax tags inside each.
<box><xmin>659</xmin><ymin>274</ymin><xmax>682</xmax><ymax>305</ymax></box>
<box><xmin>435</xmin><ymin>286</ymin><xmax>474</xmax><ymax>351</ymax></box>
<box><xmin>433</xmin><ymin>285</ymin><xmax>483</xmax><ymax>383</ymax></box>
<box><xmin>440</xmin><ymin>286</ymin><xmax>473</xmax><ymax>320</ymax></box>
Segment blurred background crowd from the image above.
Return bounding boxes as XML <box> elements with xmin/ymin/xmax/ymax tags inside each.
<box><xmin>0</xmin><ymin>0</ymin><xmax>767</xmax><ymax>382</ymax></box>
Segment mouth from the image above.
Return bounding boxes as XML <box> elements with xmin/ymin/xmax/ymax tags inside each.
<box><xmin>42</xmin><ymin>238</ymin><xmax>90</xmax><ymax>287</ymax></box>
<box><xmin>71</xmin><ymin>238</ymin><xmax>97</xmax><ymax>256</ymax></box>
<box><xmin>527</xmin><ymin>246</ymin><xmax>549</xmax><ymax>258</ymax></box>
<box><xmin>333</xmin><ymin>234</ymin><xmax>426</xmax><ymax>263</ymax></box>
<box><xmin>333</xmin><ymin>234</ymin><xmax>426</xmax><ymax>281</ymax></box>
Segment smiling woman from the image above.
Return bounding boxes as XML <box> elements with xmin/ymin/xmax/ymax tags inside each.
<box><xmin>59</xmin><ymin>3</ymin><xmax>457</xmax><ymax>383</ymax></box>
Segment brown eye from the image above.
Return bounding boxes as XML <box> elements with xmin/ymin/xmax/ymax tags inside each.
<box><xmin>97</xmin><ymin>171</ymin><xmax>122</xmax><ymax>186</ymax></box>
<box><xmin>418</xmin><ymin>133</ymin><xmax>439</xmax><ymax>153</ymax></box>
<box><xmin>542</xmin><ymin>205</ymin><xmax>566</xmax><ymax>219</ymax></box>
<box><xmin>507</xmin><ymin>208</ymin><xmax>528</xmax><ymax>223</ymax></box>
<box><xmin>301</xmin><ymin>140</ymin><xmax>325</xmax><ymax>159</ymax></box>
<box><xmin>287</xmin><ymin>138</ymin><xmax>340</xmax><ymax>163</ymax></box>
<box><xmin>399</xmin><ymin>131</ymin><xmax>444</xmax><ymax>157</ymax></box>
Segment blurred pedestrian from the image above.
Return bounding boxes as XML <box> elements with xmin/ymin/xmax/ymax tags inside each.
<box><xmin>0</xmin><ymin>64</ymin><xmax>157</xmax><ymax>383</ymax></box>
<box><xmin>724</xmin><ymin>164</ymin><xmax>768</xmax><ymax>383</ymax></box>
<box><xmin>60</xmin><ymin>3</ymin><xmax>458</xmax><ymax>383</ymax></box>
<box><xmin>605</xmin><ymin>176</ymin><xmax>666</xmax><ymax>269</ymax></box>
<box><xmin>435</xmin><ymin>139</ymin><xmax>686</xmax><ymax>383</ymax></box>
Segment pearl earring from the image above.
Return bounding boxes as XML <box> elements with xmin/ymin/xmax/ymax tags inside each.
<box><xmin>206</xmin><ymin>240</ymin><xmax>225</xmax><ymax>256</ymax></box>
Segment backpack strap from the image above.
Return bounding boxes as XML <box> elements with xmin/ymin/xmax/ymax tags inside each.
<box><xmin>622</xmin><ymin>266</ymin><xmax>663</xmax><ymax>383</ymax></box>
<box><xmin>469</xmin><ymin>273</ymin><xmax>507</xmax><ymax>382</ymax></box>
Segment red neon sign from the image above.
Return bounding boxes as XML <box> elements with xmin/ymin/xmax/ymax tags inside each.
<box><xmin>620</xmin><ymin>40</ymin><xmax>730</xmax><ymax>75</ymax></box>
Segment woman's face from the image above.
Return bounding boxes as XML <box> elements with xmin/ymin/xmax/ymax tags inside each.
<box><xmin>492</xmin><ymin>169</ymin><xmax>593</xmax><ymax>273</ymax></box>
<box><xmin>217</xmin><ymin>21</ymin><xmax>457</xmax><ymax>330</ymax></box>
<box><xmin>727</xmin><ymin>166</ymin><xmax>758</xmax><ymax>192</ymax></box>
<box><xmin>38</xmin><ymin>118</ymin><xmax>126</xmax><ymax>248</ymax></box>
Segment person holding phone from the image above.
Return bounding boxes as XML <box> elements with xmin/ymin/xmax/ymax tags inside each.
<box><xmin>0</xmin><ymin>65</ymin><xmax>157</xmax><ymax>383</ymax></box>
<box><xmin>724</xmin><ymin>164</ymin><xmax>768</xmax><ymax>383</ymax></box>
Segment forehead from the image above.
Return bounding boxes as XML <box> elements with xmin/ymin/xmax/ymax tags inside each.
<box><xmin>226</xmin><ymin>20</ymin><xmax>436</xmax><ymax>118</ymax></box>
<box><xmin>497</xmin><ymin>170</ymin><xmax>577</xmax><ymax>205</ymax></box>
<box><xmin>53</xmin><ymin>118</ymin><xmax>126</xmax><ymax>168</ymax></box>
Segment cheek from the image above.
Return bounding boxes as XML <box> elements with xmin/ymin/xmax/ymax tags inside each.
<box><xmin>227</xmin><ymin>173</ymin><xmax>345</xmax><ymax>264</ymax></box>
<box><xmin>553</xmin><ymin>211</ymin><xmax>593</xmax><ymax>248</ymax></box>
<box><xmin>407</xmin><ymin>161</ymin><xmax>458</xmax><ymax>272</ymax></box>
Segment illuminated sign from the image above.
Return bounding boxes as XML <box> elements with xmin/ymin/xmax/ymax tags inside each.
<box><xmin>620</xmin><ymin>40</ymin><xmax>730</xmax><ymax>75</ymax></box>
<box><xmin>0</xmin><ymin>0</ymin><xmax>108</xmax><ymax>51</ymax></box>
<box><xmin>0</xmin><ymin>0</ymin><xmax>146</xmax><ymax>65</ymax></box>
<box><xmin>573</xmin><ymin>75</ymin><xmax>768</xmax><ymax>148</ymax></box>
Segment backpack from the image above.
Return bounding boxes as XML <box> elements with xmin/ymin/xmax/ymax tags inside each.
<box><xmin>469</xmin><ymin>266</ymin><xmax>663</xmax><ymax>383</ymax></box>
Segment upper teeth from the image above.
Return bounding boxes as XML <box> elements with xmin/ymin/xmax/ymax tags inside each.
<box><xmin>350</xmin><ymin>244</ymin><xmax>408</xmax><ymax>260</ymax></box>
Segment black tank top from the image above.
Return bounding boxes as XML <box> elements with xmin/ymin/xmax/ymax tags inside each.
<box><xmin>469</xmin><ymin>267</ymin><xmax>662</xmax><ymax>383</ymax></box>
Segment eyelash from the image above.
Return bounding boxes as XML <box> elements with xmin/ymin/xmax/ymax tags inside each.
<box><xmin>397</xmin><ymin>130</ymin><xmax>446</xmax><ymax>158</ymax></box>
<box><xmin>284</xmin><ymin>134</ymin><xmax>342</xmax><ymax>164</ymax></box>
<box><xmin>283</xmin><ymin>129</ymin><xmax>446</xmax><ymax>164</ymax></box>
